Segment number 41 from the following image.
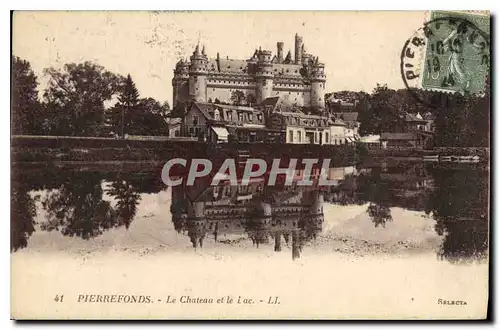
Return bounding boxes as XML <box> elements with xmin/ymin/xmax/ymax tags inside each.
<box><xmin>54</xmin><ymin>294</ymin><xmax>64</xmax><ymax>303</ymax></box>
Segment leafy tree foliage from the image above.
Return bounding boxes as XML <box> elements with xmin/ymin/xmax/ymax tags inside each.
<box><xmin>106</xmin><ymin>175</ymin><xmax>141</xmax><ymax>229</ymax></box>
<box><xmin>353</xmin><ymin>82</ymin><xmax>489</xmax><ymax>147</ymax></box>
<box><xmin>106</xmin><ymin>74</ymin><xmax>169</xmax><ymax>136</ymax></box>
<box><xmin>42</xmin><ymin>62</ymin><xmax>123</xmax><ymax>136</ymax></box>
<box><xmin>358</xmin><ymin>84</ymin><xmax>400</xmax><ymax>135</ymax></box>
<box><xmin>230</xmin><ymin>90</ymin><xmax>245</xmax><ymax>105</ymax></box>
<box><xmin>106</xmin><ymin>74</ymin><xmax>139</xmax><ymax>137</ymax></box>
<box><xmin>425</xmin><ymin>167</ymin><xmax>489</xmax><ymax>263</ymax></box>
<box><xmin>246</xmin><ymin>93</ymin><xmax>257</xmax><ymax>106</ymax></box>
<box><xmin>41</xmin><ymin>173</ymin><xmax>118</xmax><ymax>239</ymax></box>
<box><xmin>11</xmin><ymin>182</ymin><xmax>37</xmax><ymax>251</ymax></box>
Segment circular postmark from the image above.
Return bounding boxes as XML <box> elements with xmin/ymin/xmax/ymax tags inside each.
<box><xmin>400</xmin><ymin>12</ymin><xmax>490</xmax><ymax>108</ymax></box>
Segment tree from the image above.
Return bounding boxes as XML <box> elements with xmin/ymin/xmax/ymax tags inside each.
<box><xmin>246</xmin><ymin>94</ymin><xmax>257</xmax><ymax>106</ymax></box>
<box><xmin>11</xmin><ymin>56</ymin><xmax>40</xmax><ymax>135</ymax></box>
<box><xmin>41</xmin><ymin>173</ymin><xmax>119</xmax><ymax>239</ymax></box>
<box><xmin>11</xmin><ymin>182</ymin><xmax>37</xmax><ymax>251</ymax></box>
<box><xmin>43</xmin><ymin>61</ymin><xmax>123</xmax><ymax>136</ymax></box>
<box><xmin>106</xmin><ymin>175</ymin><xmax>141</xmax><ymax>229</ymax></box>
<box><xmin>115</xmin><ymin>74</ymin><xmax>140</xmax><ymax>137</ymax></box>
<box><xmin>367</xmin><ymin>203</ymin><xmax>393</xmax><ymax>228</ymax></box>
<box><xmin>425</xmin><ymin>167</ymin><xmax>488</xmax><ymax>262</ymax></box>
<box><xmin>358</xmin><ymin>84</ymin><xmax>399</xmax><ymax>135</ymax></box>
<box><xmin>230</xmin><ymin>90</ymin><xmax>245</xmax><ymax>105</ymax></box>
<box><xmin>161</xmin><ymin>101</ymin><xmax>171</xmax><ymax>116</ymax></box>
<box><xmin>134</xmin><ymin>97</ymin><xmax>169</xmax><ymax>135</ymax></box>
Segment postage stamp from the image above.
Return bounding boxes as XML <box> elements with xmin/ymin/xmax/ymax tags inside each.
<box><xmin>420</xmin><ymin>11</ymin><xmax>490</xmax><ymax>94</ymax></box>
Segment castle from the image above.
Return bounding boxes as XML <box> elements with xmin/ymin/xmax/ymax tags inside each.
<box><xmin>172</xmin><ymin>33</ymin><xmax>326</xmax><ymax>111</ymax></box>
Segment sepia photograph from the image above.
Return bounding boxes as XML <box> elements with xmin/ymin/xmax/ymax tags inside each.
<box><xmin>10</xmin><ymin>10</ymin><xmax>490</xmax><ymax>320</ymax></box>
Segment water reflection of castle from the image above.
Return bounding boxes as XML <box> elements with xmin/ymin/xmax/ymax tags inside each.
<box><xmin>11</xmin><ymin>163</ymin><xmax>489</xmax><ymax>262</ymax></box>
<box><xmin>170</xmin><ymin>171</ymin><xmax>337</xmax><ymax>259</ymax></box>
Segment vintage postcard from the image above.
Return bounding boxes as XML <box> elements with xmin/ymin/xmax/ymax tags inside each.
<box><xmin>11</xmin><ymin>11</ymin><xmax>490</xmax><ymax>320</ymax></box>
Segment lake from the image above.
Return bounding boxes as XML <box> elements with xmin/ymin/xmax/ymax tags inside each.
<box><xmin>10</xmin><ymin>159</ymin><xmax>490</xmax><ymax>319</ymax></box>
<box><xmin>11</xmin><ymin>160</ymin><xmax>489</xmax><ymax>263</ymax></box>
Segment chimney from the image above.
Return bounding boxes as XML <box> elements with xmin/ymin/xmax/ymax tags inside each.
<box><xmin>294</xmin><ymin>34</ymin><xmax>303</xmax><ymax>65</ymax></box>
<box><xmin>277</xmin><ymin>42</ymin><xmax>284</xmax><ymax>63</ymax></box>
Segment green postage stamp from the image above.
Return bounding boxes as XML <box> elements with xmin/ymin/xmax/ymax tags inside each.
<box><xmin>421</xmin><ymin>11</ymin><xmax>490</xmax><ymax>94</ymax></box>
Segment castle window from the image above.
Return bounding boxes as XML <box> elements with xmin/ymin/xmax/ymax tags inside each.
<box><xmin>213</xmin><ymin>88</ymin><xmax>215</xmax><ymax>91</ymax></box>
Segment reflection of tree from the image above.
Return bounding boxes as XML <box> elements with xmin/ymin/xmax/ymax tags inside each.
<box><xmin>367</xmin><ymin>203</ymin><xmax>393</xmax><ymax>228</ymax></box>
<box><xmin>41</xmin><ymin>173</ymin><xmax>118</xmax><ymax>239</ymax></box>
<box><xmin>11</xmin><ymin>183</ymin><xmax>37</xmax><ymax>251</ymax></box>
<box><xmin>126</xmin><ymin>174</ymin><xmax>166</xmax><ymax>194</ymax></box>
<box><xmin>426</xmin><ymin>168</ymin><xmax>489</xmax><ymax>263</ymax></box>
<box><xmin>106</xmin><ymin>175</ymin><xmax>141</xmax><ymax>229</ymax></box>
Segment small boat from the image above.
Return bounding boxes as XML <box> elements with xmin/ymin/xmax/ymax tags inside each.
<box><xmin>450</xmin><ymin>156</ymin><xmax>460</xmax><ymax>162</ymax></box>
<box><xmin>440</xmin><ymin>156</ymin><xmax>452</xmax><ymax>162</ymax></box>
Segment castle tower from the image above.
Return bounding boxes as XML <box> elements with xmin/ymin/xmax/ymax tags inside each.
<box><xmin>255</xmin><ymin>49</ymin><xmax>274</xmax><ymax>103</ymax></box>
<box><xmin>277</xmin><ymin>42</ymin><xmax>284</xmax><ymax>64</ymax></box>
<box><xmin>310</xmin><ymin>57</ymin><xmax>326</xmax><ymax>111</ymax></box>
<box><xmin>188</xmin><ymin>44</ymin><xmax>208</xmax><ymax>102</ymax></box>
<box><xmin>172</xmin><ymin>59</ymin><xmax>190</xmax><ymax>107</ymax></box>
<box><xmin>294</xmin><ymin>33</ymin><xmax>303</xmax><ymax>65</ymax></box>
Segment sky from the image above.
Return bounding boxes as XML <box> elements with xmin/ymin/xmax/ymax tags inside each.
<box><xmin>13</xmin><ymin>11</ymin><xmax>427</xmax><ymax>105</ymax></box>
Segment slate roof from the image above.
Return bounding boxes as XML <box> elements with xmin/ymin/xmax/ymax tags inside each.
<box><xmin>333</xmin><ymin>112</ymin><xmax>358</xmax><ymax>122</ymax></box>
<box><xmin>207</xmin><ymin>58</ymin><xmax>249</xmax><ymax>74</ymax></box>
<box><xmin>214</xmin><ymin>104</ymin><xmax>258</xmax><ymax>112</ymax></box>
<box><xmin>192</xmin><ymin>102</ymin><xmax>216</xmax><ymax>120</ymax></box>
<box><xmin>404</xmin><ymin>113</ymin><xmax>427</xmax><ymax>122</ymax></box>
<box><xmin>165</xmin><ymin>117</ymin><xmax>182</xmax><ymax>125</ymax></box>
<box><xmin>260</xmin><ymin>96</ymin><xmax>281</xmax><ymax>108</ymax></box>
